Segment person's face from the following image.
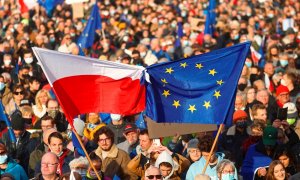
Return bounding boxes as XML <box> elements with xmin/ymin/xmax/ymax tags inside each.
<box><xmin>125</xmin><ymin>131</ymin><xmax>138</xmax><ymax>145</ymax></box>
<box><xmin>235</xmin><ymin>96</ymin><xmax>244</xmax><ymax>110</ymax></box>
<box><xmin>277</xmin><ymin>92</ymin><xmax>290</xmax><ymax>104</ymax></box>
<box><xmin>202</xmin><ymin>151</ymin><xmax>216</xmax><ymax>163</ymax></box>
<box><xmin>41</xmin><ymin>120</ymin><xmax>54</xmax><ymax>132</ymax></box>
<box><xmin>159</xmin><ymin>165</ymin><xmax>172</xmax><ymax>177</ymax></box>
<box><xmin>30</xmin><ymin>80</ymin><xmax>40</xmax><ymax>91</ymax></box>
<box><xmin>145</xmin><ymin>168</ymin><xmax>162</xmax><ymax>180</ymax></box>
<box><xmin>256</xmin><ymin>91</ymin><xmax>269</xmax><ymax>106</ymax></box>
<box><xmin>253</xmin><ymin>109</ymin><xmax>267</xmax><ymax>122</ymax></box>
<box><xmin>24</xmin><ymin>53</ymin><xmax>32</xmax><ymax>59</ymax></box>
<box><xmin>38</xmin><ymin>92</ymin><xmax>49</xmax><ymax>105</ymax></box>
<box><xmin>188</xmin><ymin>148</ymin><xmax>201</xmax><ymax>162</ymax></box>
<box><xmin>278</xmin><ymin>155</ymin><xmax>290</xmax><ymax>168</ymax></box>
<box><xmin>221</xmin><ymin>164</ymin><xmax>235</xmax><ymax>178</ymax></box>
<box><xmin>13</xmin><ymin>129</ymin><xmax>24</xmax><ymax>138</ymax></box>
<box><xmin>47</xmin><ymin>101</ymin><xmax>59</xmax><ymax>112</ymax></box>
<box><xmin>139</xmin><ymin>134</ymin><xmax>152</xmax><ymax>151</ymax></box>
<box><xmin>13</xmin><ymin>88</ymin><xmax>24</xmax><ymax>101</ymax></box>
<box><xmin>247</xmin><ymin>89</ymin><xmax>256</xmax><ymax>103</ymax></box>
<box><xmin>98</xmin><ymin>134</ymin><xmax>112</xmax><ymax>151</ymax></box>
<box><xmin>41</xmin><ymin>155</ymin><xmax>59</xmax><ymax>176</ymax></box>
<box><xmin>273</xmin><ymin>164</ymin><xmax>285</xmax><ymax>180</ymax></box>
<box><xmin>264</xmin><ymin>63</ymin><xmax>275</xmax><ymax>76</ymax></box>
<box><xmin>48</xmin><ymin>137</ymin><xmax>63</xmax><ymax>155</ymax></box>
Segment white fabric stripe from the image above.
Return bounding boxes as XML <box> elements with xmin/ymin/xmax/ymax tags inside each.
<box><xmin>32</xmin><ymin>47</ymin><xmax>145</xmax><ymax>86</ymax></box>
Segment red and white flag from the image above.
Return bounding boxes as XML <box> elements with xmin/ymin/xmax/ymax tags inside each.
<box><xmin>250</xmin><ymin>46</ymin><xmax>262</xmax><ymax>64</ymax></box>
<box><xmin>18</xmin><ymin>0</ymin><xmax>37</xmax><ymax>13</ymax></box>
<box><xmin>32</xmin><ymin>47</ymin><xmax>146</xmax><ymax>124</ymax></box>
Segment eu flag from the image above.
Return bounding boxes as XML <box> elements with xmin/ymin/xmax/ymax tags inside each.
<box><xmin>204</xmin><ymin>0</ymin><xmax>216</xmax><ymax>35</ymax></box>
<box><xmin>77</xmin><ymin>4</ymin><xmax>102</xmax><ymax>49</ymax></box>
<box><xmin>145</xmin><ymin>42</ymin><xmax>251</xmax><ymax>125</ymax></box>
<box><xmin>38</xmin><ymin>0</ymin><xmax>64</xmax><ymax>16</ymax></box>
<box><xmin>175</xmin><ymin>22</ymin><xmax>183</xmax><ymax>48</ymax></box>
<box><xmin>0</xmin><ymin>102</ymin><xmax>16</xmax><ymax>143</ymax></box>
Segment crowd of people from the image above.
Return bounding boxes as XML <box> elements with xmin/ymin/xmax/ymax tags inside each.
<box><xmin>0</xmin><ymin>0</ymin><xmax>300</xmax><ymax>179</ymax></box>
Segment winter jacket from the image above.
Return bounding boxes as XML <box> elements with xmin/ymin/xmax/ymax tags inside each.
<box><xmin>0</xmin><ymin>157</ymin><xmax>28</xmax><ymax>180</ymax></box>
<box><xmin>107</xmin><ymin>122</ymin><xmax>126</xmax><ymax>144</ymax></box>
<box><xmin>186</xmin><ymin>152</ymin><xmax>233</xmax><ymax>180</ymax></box>
<box><xmin>117</xmin><ymin>140</ymin><xmax>138</xmax><ymax>159</ymax></box>
<box><xmin>95</xmin><ymin>144</ymin><xmax>136</xmax><ymax>180</ymax></box>
<box><xmin>241</xmin><ymin>141</ymin><xmax>273</xmax><ymax>180</ymax></box>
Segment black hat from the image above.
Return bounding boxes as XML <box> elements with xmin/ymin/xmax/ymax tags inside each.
<box><xmin>11</xmin><ymin>112</ymin><xmax>25</xmax><ymax>130</ymax></box>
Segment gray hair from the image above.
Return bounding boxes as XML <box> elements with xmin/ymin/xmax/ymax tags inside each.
<box><xmin>69</xmin><ymin>156</ymin><xmax>89</xmax><ymax>169</ymax></box>
<box><xmin>216</xmin><ymin>159</ymin><xmax>236</xmax><ymax>175</ymax></box>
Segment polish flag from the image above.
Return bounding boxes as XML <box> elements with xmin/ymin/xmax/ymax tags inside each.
<box><xmin>250</xmin><ymin>46</ymin><xmax>262</xmax><ymax>64</ymax></box>
<box><xmin>19</xmin><ymin>0</ymin><xmax>37</xmax><ymax>13</ymax></box>
<box><xmin>32</xmin><ymin>47</ymin><xmax>146</xmax><ymax>124</ymax></box>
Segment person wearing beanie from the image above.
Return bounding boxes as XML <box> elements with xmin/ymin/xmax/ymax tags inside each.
<box><xmin>218</xmin><ymin>110</ymin><xmax>249</xmax><ymax>170</ymax></box>
<box><xmin>276</xmin><ymin>85</ymin><xmax>290</xmax><ymax>108</ymax></box>
<box><xmin>186</xmin><ymin>138</ymin><xmax>201</xmax><ymax>163</ymax></box>
<box><xmin>0</xmin><ymin>110</ymin><xmax>31</xmax><ymax>176</ymax></box>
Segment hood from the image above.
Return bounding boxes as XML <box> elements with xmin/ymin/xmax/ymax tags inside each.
<box><xmin>154</xmin><ymin>151</ymin><xmax>178</xmax><ymax>180</ymax></box>
<box><xmin>6</xmin><ymin>157</ymin><xmax>18</xmax><ymax>169</ymax></box>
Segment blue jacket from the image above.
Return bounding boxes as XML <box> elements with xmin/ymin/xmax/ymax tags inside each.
<box><xmin>0</xmin><ymin>158</ymin><xmax>28</xmax><ymax>180</ymax></box>
<box><xmin>186</xmin><ymin>152</ymin><xmax>225</xmax><ymax>180</ymax></box>
<box><xmin>241</xmin><ymin>142</ymin><xmax>272</xmax><ymax>180</ymax></box>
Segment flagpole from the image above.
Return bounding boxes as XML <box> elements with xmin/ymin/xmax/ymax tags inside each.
<box><xmin>102</xmin><ymin>29</ymin><xmax>106</xmax><ymax>40</ymax></box>
<box><xmin>71</xmin><ymin>127</ymin><xmax>102</xmax><ymax>180</ymax></box>
<box><xmin>201</xmin><ymin>123</ymin><xmax>224</xmax><ymax>174</ymax></box>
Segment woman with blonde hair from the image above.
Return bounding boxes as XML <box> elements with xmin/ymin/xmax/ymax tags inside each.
<box><xmin>32</xmin><ymin>89</ymin><xmax>51</xmax><ymax>118</ymax></box>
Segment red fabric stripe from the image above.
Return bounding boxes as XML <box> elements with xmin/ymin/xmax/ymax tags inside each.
<box><xmin>52</xmin><ymin>75</ymin><xmax>145</xmax><ymax>125</ymax></box>
<box><xmin>18</xmin><ymin>0</ymin><xmax>29</xmax><ymax>13</ymax></box>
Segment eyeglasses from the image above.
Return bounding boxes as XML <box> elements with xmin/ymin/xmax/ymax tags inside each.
<box><xmin>98</xmin><ymin>138</ymin><xmax>111</xmax><ymax>143</ymax></box>
<box><xmin>13</xmin><ymin>91</ymin><xmax>24</xmax><ymax>95</ymax></box>
<box><xmin>146</xmin><ymin>175</ymin><xmax>162</xmax><ymax>179</ymax></box>
<box><xmin>41</xmin><ymin>162</ymin><xmax>59</xmax><ymax>167</ymax></box>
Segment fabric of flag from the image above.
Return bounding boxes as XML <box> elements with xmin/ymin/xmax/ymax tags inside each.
<box><xmin>258</xmin><ymin>45</ymin><xmax>266</xmax><ymax>68</ymax></box>
<box><xmin>136</xmin><ymin>112</ymin><xmax>147</xmax><ymax>129</ymax></box>
<box><xmin>204</xmin><ymin>0</ymin><xmax>216</xmax><ymax>35</ymax></box>
<box><xmin>145</xmin><ymin>42</ymin><xmax>251</xmax><ymax>125</ymax></box>
<box><xmin>72</xmin><ymin>132</ymin><xmax>85</xmax><ymax>156</ymax></box>
<box><xmin>77</xmin><ymin>3</ymin><xmax>102</xmax><ymax>49</ymax></box>
<box><xmin>175</xmin><ymin>22</ymin><xmax>183</xmax><ymax>48</ymax></box>
<box><xmin>38</xmin><ymin>0</ymin><xmax>64</xmax><ymax>16</ymax></box>
<box><xmin>32</xmin><ymin>47</ymin><xmax>145</xmax><ymax>127</ymax></box>
<box><xmin>18</xmin><ymin>0</ymin><xmax>37</xmax><ymax>13</ymax></box>
<box><xmin>0</xmin><ymin>102</ymin><xmax>16</xmax><ymax>143</ymax></box>
<box><xmin>250</xmin><ymin>46</ymin><xmax>262</xmax><ymax>64</ymax></box>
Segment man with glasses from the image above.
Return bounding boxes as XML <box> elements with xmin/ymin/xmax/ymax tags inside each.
<box><xmin>144</xmin><ymin>166</ymin><xmax>162</xmax><ymax>180</ymax></box>
<box><xmin>94</xmin><ymin>126</ymin><xmax>136</xmax><ymax>179</ymax></box>
<box><xmin>34</xmin><ymin>152</ymin><xmax>60</xmax><ymax>180</ymax></box>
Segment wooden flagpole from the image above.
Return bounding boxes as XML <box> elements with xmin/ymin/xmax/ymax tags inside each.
<box><xmin>202</xmin><ymin>124</ymin><xmax>224</xmax><ymax>174</ymax></box>
<box><xmin>71</xmin><ymin>125</ymin><xmax>102</xmax><ymax>180</ymax></box>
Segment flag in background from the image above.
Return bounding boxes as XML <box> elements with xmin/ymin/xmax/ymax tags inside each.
<box><xmin>175</xmin><ymin>22</ymin><xmax>184</xmax><ymax>48</ymax></box>
<box><xmin>38</xmin><ymin>0</ymin><xmax>64</xmax><ymax>16</ymax></box>
<box><xmin>0</xmin><ymin>102</ymin><xmax>16</xmax><ymax>143</ymax></box>
<box><xmin>77</xmin><ymin>3</ymin><xmax>102</xmax><ymax>49</ymax></box>
<box><xmin>18</xmin><ymin>0</ymin><xmax>37</xmax><ymax>13</ymax></box>
<box><xmin>72</xmin><ymin>132</ymin><xmax>85</xmax><ymax>156</ymax></box>
<box><xmin>204</xmin><ymin>0</ymin><xmax>216</xmax><ymax>35</ymax></box>
<box><xmin>32</xmin><ymin>47</ymin><xmax>146</xmax><ymax>127</ymax></box>
<box><xmin>145</xmin><ymin>42</ymin><xmax>251</xmax><ymax>126</ymax></box>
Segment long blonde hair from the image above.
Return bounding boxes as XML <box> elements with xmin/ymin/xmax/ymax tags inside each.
<box><xmin>35</xmin><ymin>89</ymin><xmax>51</xmax><ymax>111</ymax></box>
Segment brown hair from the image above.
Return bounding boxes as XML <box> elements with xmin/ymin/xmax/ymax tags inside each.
<box><xmin>265</xmin><ymin>160</ymin><xmax>288</xmax><ymax>180</ymax></box>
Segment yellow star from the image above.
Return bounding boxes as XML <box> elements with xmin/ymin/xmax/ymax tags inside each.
<box><xmin>203</xmin><ymin>101</ymin><xmax>211</xmax><ymax>109</ymax></box>
<box><xmin>209</xmin><ymin>69</ymin><xmax>217</xmax><ymax>76</ymax></box>
<box><xmin>165</xmin><ymin>67</ymin><xmax>174</xmax><ymax>74</ymax></box>
<box><xmin>188</xmin><ymin>105</ymin><xmax>197</xmax><ymax>113</ymax></box>
<box><xmin>216</xmin><ymin>80</ymin><xmax>224</xmax><ymax>86</ymax></box>
<box><xmin>161</xmin><ymin>78</ymin><xmax>168</xmax><ymax>86</ymax></box>
<box><xmin>213</xmin><ymin>90</ymin><xmax>221</xmax><ymax>99</ymax></box>
<box><xmin>172</xmin><ymin>100</ymin><xmax>181</xmax><ymax>108</ymax></box>
<box><xmin>195</xmin><ymin>63</ymin><xmax>203</xmax><ymax>69</ymax></box>
<box><xmin>180</xmin><ymin>62</ymin><xmax>188</xmax><ymax>68</ymax></box>
<box><xmin>162</xmin><ymin>90</ymin><xmax>171</xmax><ymax>98</ymax></box>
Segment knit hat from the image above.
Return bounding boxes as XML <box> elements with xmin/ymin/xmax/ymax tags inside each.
<box><xmin>276</xmin><ymin>85</ymin><xmax>289</xmax><ymax>96</ymax></box>
<box><xmin>68</xmin><ymin>118</ymin><xmax>85</xmax><ymax>136</ymax></box>
<box><xmin>262</xmin><ymin>126</ymin><xmax>278</xmax><ymax>146</ymax></box>
<box><xmin>187</xmin><ymin>138</ymin><xmax>199</xmax><ymax>152</ymax></box>
<box><xmin>11</xmin><ymin>113</ymin><xmax>25</xmax><ymax>130</ymax></box>
<box><xmin>233</xmin><ymin>110</ymin><xmax>248</xmax><ymax>123</ymax></box>
<box><xmin>110</xmin><ymin>114</ymin><xmax>121</xmax><ymax>121</ymax></box>
<box><xmin>283</xmin><ymin>102</ymin><xmax>298</xmax><ymax>119</ymax></box>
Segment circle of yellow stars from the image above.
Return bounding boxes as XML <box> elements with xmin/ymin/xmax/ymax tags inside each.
<box><xmin>160</xmin><ymin>62</ymin><xmax>225</xmax><ymax>113</ymax></box>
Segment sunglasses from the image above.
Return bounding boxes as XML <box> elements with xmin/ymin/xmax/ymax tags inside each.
<box><xmin>13</xmin><ymin>91</ymin><xmax>24</xmax><ymax>95</ymax></box>
<box><xmin>147</xmin><ymin>175</ymin><xmax>162</xmax><ymax>179</ymax></box>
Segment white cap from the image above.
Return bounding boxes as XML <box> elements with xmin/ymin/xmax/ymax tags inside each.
<box><xmin>110</xmin><ymin>114</ymin><xmax>121</xmax><ymax>121</ymax></box>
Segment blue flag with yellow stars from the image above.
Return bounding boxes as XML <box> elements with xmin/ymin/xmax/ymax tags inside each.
<box><xmin>145</xmin><ymin>42</ymin><xmax>251</xmax><ymax>125</ymax></box>
<box><xmin>77</xmin><ymin>3</ymin><xmax>102</xmax><ymax>49</ymax></box>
